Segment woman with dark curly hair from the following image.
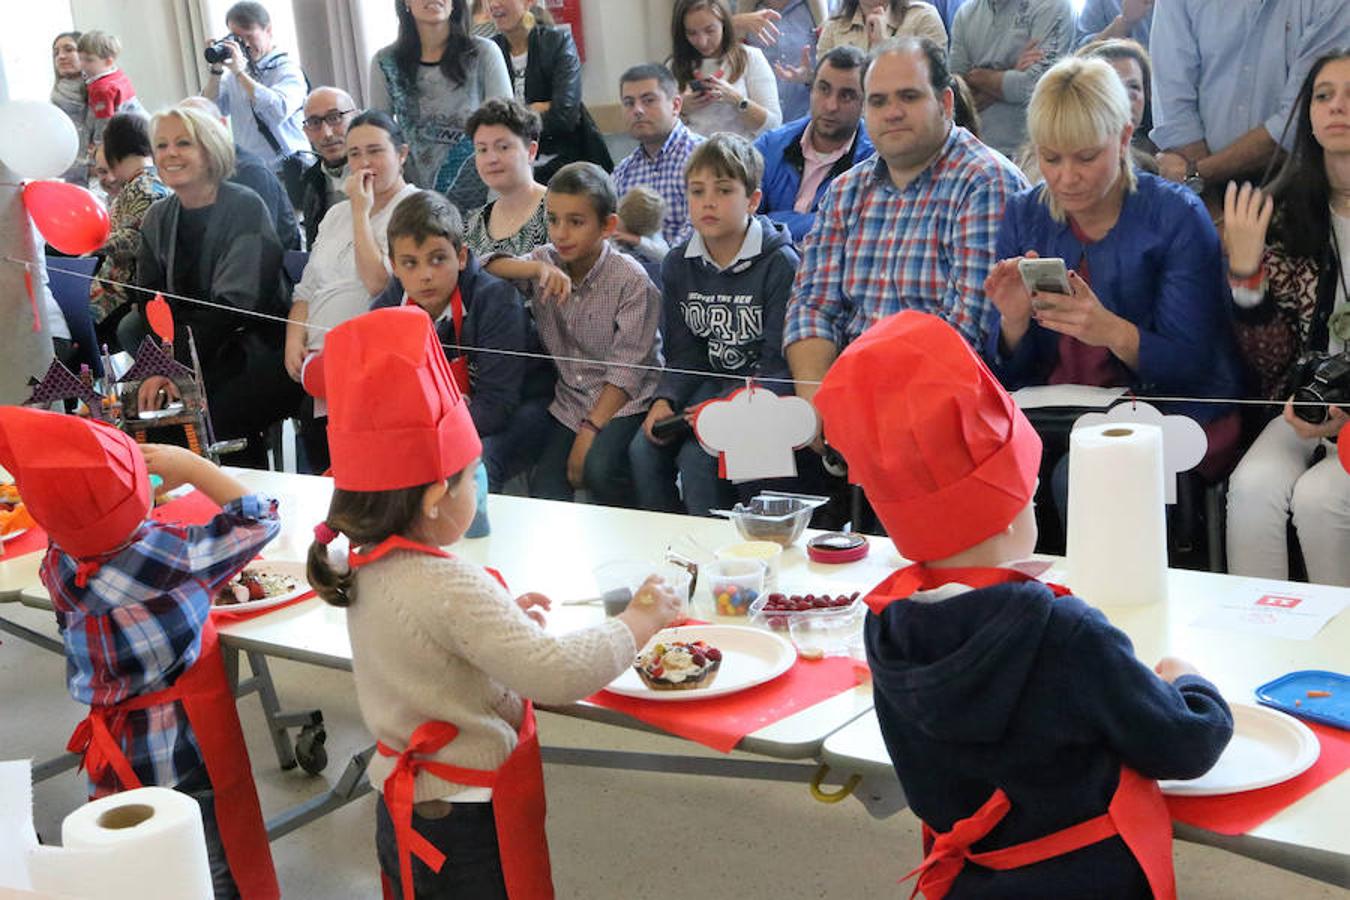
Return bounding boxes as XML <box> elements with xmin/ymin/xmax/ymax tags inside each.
<box><xmin>368</xmin><ymin>0</ymin><xmax>510</xmax><ymax>211</ymax></box>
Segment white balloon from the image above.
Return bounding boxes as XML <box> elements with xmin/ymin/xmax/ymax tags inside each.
<box><xmin>0</xmin><ymin>101</ymin><xmax>80</xmax><ymax>181</ymax></box>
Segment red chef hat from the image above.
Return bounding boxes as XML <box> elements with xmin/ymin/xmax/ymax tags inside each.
<box><xmin>0</xmin><ymin>406</ymin><xmax>151</xmax><ymax>558</ymax></box>
<box><xmin>319</xmin><ymin>306</ymin><xmax>481</xmax><ymax>492</ymax></box>
<box><xmin>814</xmin><ymin>312</ymin><xmax>1042</xmax><ymax>562</ymax></box>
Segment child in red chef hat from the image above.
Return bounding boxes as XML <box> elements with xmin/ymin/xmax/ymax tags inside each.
<box><xmin>304</xmin><ymin>306</ymin><xmax>683</xmax><ymax>900</ymax></box>
<box><xmin>0</xmin><ymin>408</ymin><xmax>280</xmax><ymax>899</ymax></box>
<box><xmin>813</xmin><ymin>311</ymin><xmax>1234</xmax><ymax>900</ymax></box>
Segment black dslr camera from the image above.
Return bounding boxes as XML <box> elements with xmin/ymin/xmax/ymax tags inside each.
<box><xmin>1288</xmin><ymin>352</ymin><xmax>1350</xmax><ymax>424</ymax></box>
<box><xmin>204</xmin><ymin>34</ymin><xmax>250</xmax><ymax>66</ymax></box>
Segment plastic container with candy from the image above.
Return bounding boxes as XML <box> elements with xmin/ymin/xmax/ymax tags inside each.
<box><xmin>707</xmin><ymin>558</ymin><xmax>766</xmax><ymax>616</ymax></box>
<box><xmin>748</xmin><ymin>590</ymin><xmax>865</xmax><ymax>658</ymax></box>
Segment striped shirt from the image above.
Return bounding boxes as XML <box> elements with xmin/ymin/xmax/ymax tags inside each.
<box><xmin>41</xmin><ymin>495</ymin><xmax>280</xmax><ymax>796</ymax></box>
<box><xmin>785</xmin><ymin>125</ymin><xmax>1027</xmax><ymax>352</ymax></box>
<box><xmin>519</xmin><ymin>242</ymin><xmax>663</xmax><ymax>427</ymax></box>
<box><xmin>612</xmin><ymin>121</ymin><xmax>705</xmax><ymax>247</ymax></box>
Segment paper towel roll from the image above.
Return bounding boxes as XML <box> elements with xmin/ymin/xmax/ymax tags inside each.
<box><xmin>1066</xmin><ymin>422</ymin><xmax>1169</xmax><ymax>607</ymax></box>
<box><xmin>28</xmin><ymin>787</ymin><xmax>213</xmax><ymax>900</ymax></box>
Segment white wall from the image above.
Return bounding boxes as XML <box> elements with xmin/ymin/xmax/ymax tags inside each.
<box><xmin>0</xmin><ymin>4</ymin><xmax>77</xmax><ymax>102</ymax></box>
<box><xmin>580</xmin><ymin>0</ymin><xmax>675</xmax><ymax>108</ymax></box>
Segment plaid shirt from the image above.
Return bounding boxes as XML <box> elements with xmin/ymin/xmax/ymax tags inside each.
<box><xmin>785</xmin><ymin>126</ymin><xmax>1027</xmax><ymax>352</ymax></box>
<box><xmin>41</xmin><ymin>495</ymin><xmax>280</xmax><ymax>796</ymax></box>
<box><xmin>519</xmin><ymin>242</ymin><xmax>663</xmax><ymax>427</ymax></box>
<box><xmin>612</xmin><ymin>121</ymin><xmax>704</xmax><ymax>246</ymax></box>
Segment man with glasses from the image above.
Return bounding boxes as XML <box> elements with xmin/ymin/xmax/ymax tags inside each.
<box><xmin>299</xmin><ymin>87</ymin><xmax>357</xmax><ymax>249</ymax></box>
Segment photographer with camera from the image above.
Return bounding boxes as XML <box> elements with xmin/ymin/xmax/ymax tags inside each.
<box><xmin>202</xmin><ymin>1</ymin><xmax>310</xmax><ymax>206</ymax></box>
<box><xmin>1224</xmin><ymin>49</ymin><xmax>1350</xmax><ymax>586</ymax></box>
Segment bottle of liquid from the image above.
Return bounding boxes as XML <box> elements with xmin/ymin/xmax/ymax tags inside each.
<box><xmin>465</xmin><ymin>460</ymin><xmax>491</xmax><ymax>538</ymax></box>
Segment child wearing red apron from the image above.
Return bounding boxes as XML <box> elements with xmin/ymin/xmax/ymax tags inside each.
<box><xmin>813</xmin><ymin>312</ymin><xmax>1235</xmax><ymax>899</ymax></box>
<box><xmin>304</xmin><ymin>306</ymin><xmax>684</xmax><ymax>900</ymax></box>
<box><xmin>0</xmin><ymin>407</ymin><xmax>281</xmax><ymax>900</ymax></box>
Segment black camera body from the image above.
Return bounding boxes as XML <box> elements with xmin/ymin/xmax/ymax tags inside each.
<box><xmin>1288</xmin><ymin>352</ymin><xmax>1350</xmax><ymax>424</ymax></box>
<box><xmin>204</xmin><ymin>34</ymin><xmax>250</xmax><ymax>66</ymax></box>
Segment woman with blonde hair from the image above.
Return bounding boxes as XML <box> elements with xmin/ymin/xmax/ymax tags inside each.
<box><xmin>131</xmin><ymin>105</ymin><xmax>301</xmax><ymax>468</ymax></box>
<box><xmin>671</xmin><ymin>0</ymin><xmax>782</xmax><ymax>139</ymax></box>
<box><xmin>984</xmin><ymin>57</ymin><xmax>1243</xmax><ymax>517</ymax></box>
<box><xmin>816</xmin><ymin>0</ymin><xmax>947</xmax><ymax>55</ymax></box>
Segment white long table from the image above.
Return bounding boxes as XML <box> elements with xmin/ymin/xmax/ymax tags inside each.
<box><xmin>817</xmin><ymin>565</ymin><xmax>1350</xmax><ymax>888</ymax></box>
<box><xmin>7</xmin><ymin>469</ymin><xmax>1348</xmax><ymax>887</ymax></box>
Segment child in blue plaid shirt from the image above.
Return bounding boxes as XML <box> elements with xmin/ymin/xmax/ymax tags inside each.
<box><xmin>0</xmin><ymin>407</ymin><xmax>281</xmax><ymax>899</ymax></box>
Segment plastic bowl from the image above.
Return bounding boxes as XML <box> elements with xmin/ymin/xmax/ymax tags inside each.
<box><xmin>727</xmin><ymin>495</ymin><xmax>819</xmax><ymax>547</ymax></box>
<box><xmin>748</xmin><ymin>591</ymin><xmax>865</xmax><ymax>657</ymax></box>
<box><xmin>593</xmin><ymin>561</ymin><xmax>692</xmax><ymax>618</ymax></box>
<box><xmin>706</xmin><ymin>558</ymin><xmax>766</xmax><ymax>616</ymax></box>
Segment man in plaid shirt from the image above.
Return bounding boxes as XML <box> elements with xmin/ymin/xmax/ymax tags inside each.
<box><xmin>612</xmin><ymin>64</ymin><xmax>705</xmax><ymax>247</ymax></box>
<box><xmin>785</xmin><ymin>38</ymin><xmax>1027</xmax><ymax>405</ymax></box>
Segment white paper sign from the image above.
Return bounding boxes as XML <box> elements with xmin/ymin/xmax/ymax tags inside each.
<box><xmin>694</xmin><ymin>386</ymin><xmax>818</xmax><ymax>482</ymax></box>
<box><xmin>1074</xmin><ymin>401</ymin><xmax>1207</xmax><ymax>503</ymax></box>
<box><xmin>1190</xmin><ymin>586</ymin><xmax>1349</xmax><ymax>641</ymax></box>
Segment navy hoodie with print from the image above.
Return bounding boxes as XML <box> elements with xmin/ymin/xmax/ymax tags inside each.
<box><xmin>866</xmin><ymin>580</ymin><xmax>1233</xmax><ymax>898</ymax></box>
<box><xmin>656</xmin><ymin>215</ymin><xmax>799</xmax><ymax>407</ymax></box>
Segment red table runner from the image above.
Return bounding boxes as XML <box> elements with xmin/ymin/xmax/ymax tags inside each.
<box><xmin>1167</xmin><ymin>722</ymin><xmax>1350</xmax><ymax>835</ymax></box>
<box><xmin>151</xmin><ymin>489</ymin><xmax>222</xmax><ymax>526</ymax></box>
<box><xmin>587</xmin><ymin>656</ymin><xmax>866</xmax><ymax>753</ymax></box>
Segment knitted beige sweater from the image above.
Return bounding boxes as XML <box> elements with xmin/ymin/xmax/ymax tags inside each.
<box><xmin>348</xmin><ymin>550</ymin><xmax>637</xmax><ymax>802</ymax></box>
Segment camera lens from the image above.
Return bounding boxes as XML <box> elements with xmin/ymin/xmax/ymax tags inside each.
<box><xmin>204</xmin><ymin>42</ymin><xmax>228</xmax><ymax>65</ymax></box>
<box><xmin>1292</xmin><ymin>388</ymin><xmax>1329</xmax><ymax>424</ymax></box>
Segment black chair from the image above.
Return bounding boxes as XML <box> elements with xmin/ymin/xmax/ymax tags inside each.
<box><xmin>44</xmin><ymin>255</ymin><xmax>102</xmax><ymax>377</ymax></box>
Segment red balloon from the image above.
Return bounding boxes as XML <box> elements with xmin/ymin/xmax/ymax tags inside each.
<box><xmin>22</xmin><ymin>180</ymin><xmax>111</xmax><ymax>256</ymax></box>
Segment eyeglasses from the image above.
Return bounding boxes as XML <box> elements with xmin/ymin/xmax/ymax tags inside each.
<box><xmin>302</xmin><ymin>109</ymin><xmax>357</xmax><ymax>130</ymax></box>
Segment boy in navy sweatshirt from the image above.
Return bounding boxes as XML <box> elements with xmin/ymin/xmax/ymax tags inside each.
<box><xmin>814</xmin><ymin>312</ymin><xmax>1233</xmax><ymax>900</ymax></box>
<box><xmin>628</xmin><ymin>133</ymin><xmax>800</xmax><ymax>516</ymax></box>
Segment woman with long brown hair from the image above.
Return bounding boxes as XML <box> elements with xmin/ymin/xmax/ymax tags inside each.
<box><xmin>670</xmin><ymin>0</ymin><xmax>782</xmax><ymax>139</ymax></box>
<box><xmin>817</xmin><ymin>0</ymin><xmax>947</xmax><ymax>55</ymax></box>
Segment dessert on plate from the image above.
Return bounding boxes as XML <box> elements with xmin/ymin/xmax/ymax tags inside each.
<box><xmin>214</xmin><ymin>568</ymin><xmax>298</xmax><ymax>605</ymax></box>
<box><xmin>634</xmin><ymin>639</ymin><xmax>723</xmax><ymax>691</ymax></box>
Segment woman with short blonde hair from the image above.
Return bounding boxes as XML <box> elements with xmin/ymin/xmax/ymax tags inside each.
<box><xmin>1026</xmin><ymin>57</ymin><xmax>1138</xmax><ymax>220</ymax></box>
<box><xmin>986</xmin><ymin>57</ymin><xmax>1243</xmax><ymax>524</ymax></box>
<box><xmin>129</xmin><ymin>102</ymin><xmax>301</xmax><ymax>468</ymax></box>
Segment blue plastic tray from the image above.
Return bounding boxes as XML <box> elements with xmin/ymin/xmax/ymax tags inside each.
<box><xmin>1255</xmin><ymin>670</ymin><xmax>1349</xmax><ymax>730</ymax></box>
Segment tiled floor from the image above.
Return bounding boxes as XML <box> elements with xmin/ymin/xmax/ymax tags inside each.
<box><xmin>0</xmin><ymin>600</ymin><xmax>1342</xmax><ymax>898</ymax></box>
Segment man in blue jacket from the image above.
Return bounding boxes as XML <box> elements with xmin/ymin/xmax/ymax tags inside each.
<box><xmin>753</xmin><ymin>45</ymin><xmax>873</xmax><ymax>242</ymax></box>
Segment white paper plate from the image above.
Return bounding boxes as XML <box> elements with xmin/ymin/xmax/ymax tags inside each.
<box><xmin>603</xmin><ymin>624</ymin><xmax>795</xmax><ymax>702</ymax></box>
<box><xmin>1159</xmin><ymin>702</ymin><xmax>1320</xmax><ymax>796</ymax></box>
<box><xmin>0</xmin><ymin>528</ymin><xmax>28</xmax><ymax>543</ymax></box>
<box><xmin>210</xmin><ymin>560</ymin><xmax>310</xmax><ymax>614</ymax></box>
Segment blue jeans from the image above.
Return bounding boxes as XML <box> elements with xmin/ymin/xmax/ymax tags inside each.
<box><xmin>628</xmin><ymin>426</ymin><xmax>730</xmax><ymax>516</ymax></box>
<box><xmin>176</xmin><ymin>765</ymin><xmax>239</xmax><ymax>899</ymax></box>
<box><xmin>480</xmin><ymin>398</ymin><xmax>553</xmax><ymax>492</ymax></box>
<box><xmin>375</xmin><ymin>797</ymin><xmax>507</xmax><ymax>900</ymax></box>
<box><xmin>529</xmin><ymin>411</ymin><xmax>644</xmax><ymax>507</ymax></box>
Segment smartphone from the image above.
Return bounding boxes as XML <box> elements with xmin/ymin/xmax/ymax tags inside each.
<box><xmin>1017</xmin><ymin>257</ymin><xmax>1072</xmax><ymax>308</ymax></box>
<box><xmin>690</xmin><ymin>79</ymin><xmax>707</xmax><ymax>93</ymax></box>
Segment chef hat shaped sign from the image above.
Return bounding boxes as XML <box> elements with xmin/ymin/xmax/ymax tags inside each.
<box><xmin>1073</xmin><ymin>401</ymin><xmax>1207</xmax><ymax>503</ymax></box>
<box><xmin>694</xmin><ymin>385</ymin><xmax>818</xmax><ymax>481</ymax></box>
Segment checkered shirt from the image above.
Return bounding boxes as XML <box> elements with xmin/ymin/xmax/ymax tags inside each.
<box><xmin>40</xmin><ymin>495</ymin><xmax>280</xmax><ymax>796</ymax></box>
<box><xmin>520</xmin><ymin>242</ymin><xmax>663</xmax><ymax>427</ymax></box>
<box><xmin>785</xmin><ymin>126</ymin><xmax>1027</xmax><ymax>352</ymax></box>
<box><xmin>612</xmin><ymin>120</ymin><xmax>705</xmax><ymax>247</ymax></box>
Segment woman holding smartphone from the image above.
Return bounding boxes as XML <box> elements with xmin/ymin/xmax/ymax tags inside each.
<box><xmin>672</xmin><ymin>0</ymin><xmax>782</xmax><ymax>140</ymax></box>
<box><xmin>983</xmin><ymin>59</ymin><xmax>1243</xmax><ymax>514</ymax></box>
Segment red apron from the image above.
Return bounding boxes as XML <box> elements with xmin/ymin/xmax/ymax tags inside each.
<box><xmin>66</xmin><ymin>620</ymin><xmax>280</xmax><ymax>900</ymax></box>
<box><xmin>349</xmin><ymin>535</ymin><xmax>553</xmax><ymax>900</ymax></box>
<box><xmin>406</xmin><ymin>289</ymin><xmax>471</xmax><ymax>395</ymax></box>
<box><xmin>867</xmin><ymin>563</ymin><xmax>1176</xmax><ymax>900</ymax></box>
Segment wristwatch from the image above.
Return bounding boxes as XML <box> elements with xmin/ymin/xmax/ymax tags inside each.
<box><xmin>1183</xmin><ymin>158</ymin><xmax>1205</xmax><ymax>195</ymax></box>
<box><xmin>737</xmin><ymin>97</ymin><xmax>750</xmax><ymax>111</ymax></box>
